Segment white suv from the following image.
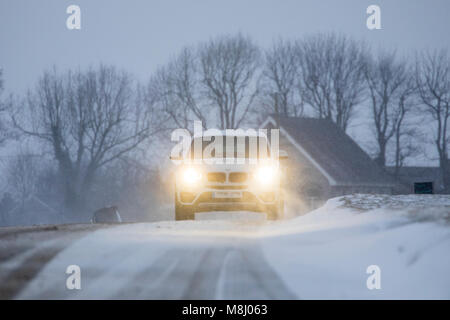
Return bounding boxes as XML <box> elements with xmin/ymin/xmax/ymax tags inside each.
<box><xmin>171</xmin><ymin>132</ymin><xmax>287</xmax><ymax>220</ymax></box>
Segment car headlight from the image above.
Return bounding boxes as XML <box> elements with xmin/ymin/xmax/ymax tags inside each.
<box><xmin>254</xmin><ymin>165</ymin><xmax>278</xmax><ymax>185</ymax></box>
<box><xmin>182</xmin><ymin>167</ymin><xmax>202</xmax><ymax>185</ymax></box>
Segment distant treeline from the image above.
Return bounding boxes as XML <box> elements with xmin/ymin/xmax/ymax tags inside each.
<box><xmin>0</xmin><ymin>33</ymin><xmax>449</xmax><ymax>223</ymax></box>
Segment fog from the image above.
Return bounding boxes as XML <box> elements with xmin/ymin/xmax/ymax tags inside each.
<box><xmin>0</xmin><ymin>1</ymin><xmax>449</xmax><ymax>226</ymax></box>
<box><xmin>1</xmin><ymin>0</ymin><xmax>450</xmax><ymax>93</ymax></box>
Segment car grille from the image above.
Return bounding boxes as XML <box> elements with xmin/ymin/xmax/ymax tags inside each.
<box><xmin>209</xmin><ymin>185</ymin><xmax>247</xmax><ymax>190</ymax></box>
<box><xmin>207</xmin><ymin>172</ymin><xmax>226</xmax><ymax>183</ymax></box>
<box><xmin>229</xmin><ymin>172</ymin><xmax>248</xmax><ymax>183</ymax></box>
<box><xmin>197</xmin><ymin>191</ymin><xmax>257</xmax><ymax>203</ymax></box>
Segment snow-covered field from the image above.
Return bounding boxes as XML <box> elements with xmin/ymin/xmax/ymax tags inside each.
<box><xmin>1</xmin><ymin>194</ymin><xmax>449</xmax><ymax>299</ymax></box>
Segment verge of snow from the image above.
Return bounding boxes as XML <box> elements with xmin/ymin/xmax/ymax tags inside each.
<box><xmin>260</xmin><ymin>194</ymin><xmax>450</xmax><ymax>299</ymax></box>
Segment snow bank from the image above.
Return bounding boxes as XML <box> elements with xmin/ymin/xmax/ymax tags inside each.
<box><xmin>261</xmin><ymin>194</ymin><xmax>450</xmax><ymax>299</ymax></box>
<box><xmin>338</xmin><ymin>194</ymin><xmax>450</xmax><ymax>223</ymax></box>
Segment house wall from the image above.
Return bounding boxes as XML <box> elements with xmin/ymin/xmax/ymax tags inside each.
<box><xmin>396</xmin><ymin>177</ymin><xmax>444</xmax><ymax>195</ymax></box>
<box><xmin>386</xmin><ymin>167</ymin><xmax>445</xmax><ymax>194</ymax></box>
<box><xmin>275</xmin><ymin>131</ymin><xmax>393</xmax><ymax>215</ymax></box>
<box><xmin>330</xmin><ymin>185</ymin><xmax>393</xmax><ymax>197</ymax></box>
<box><xmin>278</xmin><ymin>134</ymin><xmax>331</xmax><ymax>214</ymax></box>
<box><xmin>265</xmin><ymin>121</ymin><xmax>395</xmax><ymax>215</ymax></box>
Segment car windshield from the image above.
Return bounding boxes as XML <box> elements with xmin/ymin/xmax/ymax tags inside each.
<box><xmin>189</xmin><ymin>136</ymin><xmax>270</xmax><ymax>159</ymax></box>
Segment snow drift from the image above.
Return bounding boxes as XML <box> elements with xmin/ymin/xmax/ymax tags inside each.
<box><xmin>261</xmin><ymin>194</ymin><xmax>450</xmax><ymax>299</ymax></box>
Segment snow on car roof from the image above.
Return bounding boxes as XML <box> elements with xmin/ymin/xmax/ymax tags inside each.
<box><xmin>193</xmin><ymin>129</ymin><xmax>268</xmax><ymax>139</ymax></box>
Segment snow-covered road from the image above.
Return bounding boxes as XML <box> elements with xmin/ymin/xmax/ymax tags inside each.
<box><xmin>7</xmin><ymin>220</ymin><xmax>296</xmax><ymax>299</ymax></box>
<box><xmin>1</xmin><ymin>194</ymin><xmax>449</xmax><ymax>299</ymax></box>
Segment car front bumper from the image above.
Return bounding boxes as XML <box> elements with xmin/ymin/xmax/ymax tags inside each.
<box><xmin>176</xmin><ymin>187</ymin><xmax>280</xmax><ymax>212</ymax></box>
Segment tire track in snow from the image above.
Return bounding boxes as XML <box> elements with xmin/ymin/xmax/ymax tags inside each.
<box><xmin>0</xmin><ymin>247</ymin><xmax>62</xmax><ymax>299</ymax></box>
<box><xmin>0</xmin><ymin>224</ymin><xmax>113</xmax><ymax>299</ymax></box>
<box><xmin>214</xmin><ymin>245</ymin><xmax>297</xmax><ymax>299</ymax></box>
<box><xmin>5</xmin><ymin>222</ymin><xmax>296</xmax><ymax>299</ymax></box>
<box><xmin>111</xmin><ymin>242</ymin><xmax>296</xmax><ymax>299</ymax></box>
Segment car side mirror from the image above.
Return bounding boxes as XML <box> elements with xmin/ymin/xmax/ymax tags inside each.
<box><xmin>278</xmin><ymin>150</ymin><xmax>288</xmax><ymax>160</ymax></box>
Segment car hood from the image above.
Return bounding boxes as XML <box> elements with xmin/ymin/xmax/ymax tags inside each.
<box><xmin>184</xmin><ymin>158</ymin><xmax>276</xmax><ymax>173</ymax></box>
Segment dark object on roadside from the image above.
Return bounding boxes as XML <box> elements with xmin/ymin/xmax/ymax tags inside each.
<box><xmin>414</xmin><ymin>182</ymin><xmax>433</xmax><ymax>194</ymax></box>
<box><xmin>91</xmin><ymin>206</ymin><xmax>122</xmax><ymax>224</ymax></box>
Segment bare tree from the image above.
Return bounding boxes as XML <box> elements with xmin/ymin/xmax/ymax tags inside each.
<box><xmin>365</xmin><ymin>51</ymin><xmax>413</xmax><ymax>167</ymax></box>
<box><xmin>148</xmin><ymin>47</ymin><xmax>205</xmax><ymax>131</ymax></box>
<box><xmin>392</xmin><ymin>74</ymin><xmax>421</xmax><ymax>176</ymax></box>
<box><xmin>6</xmin><ymin>151</ymin><xmax>41</xmax><ymax>206</ymax></box>
<box><xmin>199</xmin><ymin>34</ymin><xmax>261</xmax><ymax>129</ymax></box>
<box><xmin>298</xmin><ymin>33</ymin><xmax>368</xmax><ymax>132</ymax></box>
<box><xmin>91</xmin><ymin>157</ymin><xmax>163</xmax><ymax>221</ymax></box>
<box><xmin>12</xmin><ymin>65</ymin><xmax>162</xmax><ymax>214</ymax></box>
<box><xmin>151</xmin><ymin>34</ymin><xmax>261</xmax><ymax>130</ymax></box>
<box><xmin>415</xmin><ymin>49</ymin><xmax>450</xmax><ymax>193</ymax></box>
<box><xmin>0</xmin><ymin>69</ymin><xmax>3</xmax><ymax>100</ymax></box>
<box><xmin>0</xmin><ymin>69</ymin><xmax>11</xmax><ymax>146</ymax></box>
<box><xmin>260</xmin><ymin>38</ymin><xmax>303</xmax><ymax>122</ymax></box>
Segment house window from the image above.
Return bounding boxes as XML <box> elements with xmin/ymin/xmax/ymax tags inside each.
<box><xmin>414</xmin><ymin>182</ymin><xmax>433</xmax><ymax>194</ymax></box>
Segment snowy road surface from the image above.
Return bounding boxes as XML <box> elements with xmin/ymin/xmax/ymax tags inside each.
<box><xmin>1</xmin><ymin>194</ymin><xmax>449</xmax><ymax>299</ymax></box>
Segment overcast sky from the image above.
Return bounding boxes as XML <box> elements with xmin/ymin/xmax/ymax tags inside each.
<box><xmin>1</xmin><ymin>0</ymin><xmax>449</xmax><ymax>93</ymax></box>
